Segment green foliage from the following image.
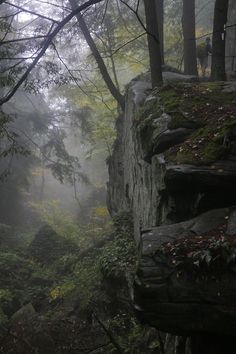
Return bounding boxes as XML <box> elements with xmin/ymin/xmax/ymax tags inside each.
<box><xmin>164</xmin><ymin>0</ymin><xmax>183</xmax><ymax>69</ymax></box>
<box><xmin>0</xmin><ymin>307</ymin><xmax>8</xmax><ymax>326</ymax></box>
<box><xmin>155</xmin><ymin>226</ymin><xmax>236</xmax><ymax>277</ymax></box>
<box><xmin>0</xmin><ymin>251</ymin><xmax>34</xmax><ymax>282</ymax></box>
<box><xmin>29</xmin><ymin>199</ymin><xmax>82</xmax><ymax>243</ymax></box>
<box><xmin>109</xmin><ymin>314</ymin><xmax>159</xmax><ymax>354</ymax></box>
<box><xmin>0</xmin><ymin>249</ymin><xmax>53</xmax><ymax>321</ymax></box>
<box><xmin>0</xmin><ymin>204</ymin><xmax>158</xmax><ymax>353</ymax></box>
<box><xmin>50</xmin><ymin>281</ymin><xmax>76</xmax><ymax>300</ymax></box>
<box><xmin>0</xmin><ymin>111</ymin><xmax>30</xmax><ymax>165</ymax></box>
<box><xmin>59</xmin><ymin>84</ymin><xmax>118</xmax><ymax>157</ymax></box>
<box><xmin>99</xmin><ymin>212</ymin><xmax>136</xmax><ymax>280</ymax></box>
<box><xmin>43</xmin><ymin>129</ymin><xmax>85</xmax><ymax>184</ymax></box>
<box><xmin>99</xmin><ymin>232</ymin><xmax>136</xmax><ymax>279</ymax></box>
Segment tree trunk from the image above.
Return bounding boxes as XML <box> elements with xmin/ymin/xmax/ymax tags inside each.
<box><xmin>69</xmin><ymin>0</ymin><xmax>125</xmax><ymax>111</ymax></box>
<box><xmin>211</xmin><ymin>0</ymin><xmax>229</xmax><ymax>81</ymax></box>
<box><xmin>144</xmin><ymin>0</ymin><xmax>163</xmax><ymax>87</ymax></box>
<box><xmin>182</xmin><ymin>0</ymin><xmax>198</xmax><ymax>75</ymax></box>
<box><xmin>155</xmin><ymin>0</ymin><xmax>164</xmax><ymax>65</ymax></box>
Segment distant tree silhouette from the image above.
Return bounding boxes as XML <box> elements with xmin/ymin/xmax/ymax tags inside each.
<box><xmin>183</xmin><ymin>0</ymin><xmax>198</xmax><ymax>75</ymax></box>
<box><xmin>211</xmin><ymin>0</ymin><xmax>229</xmax><ymax>80</ymax></box>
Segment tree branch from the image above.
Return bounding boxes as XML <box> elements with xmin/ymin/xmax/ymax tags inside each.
<box><xmin>120</xmin><ymin>0</ymin><xmax>159</xmax><ymax>43</ymax></box>
<box><xmin>0</xmin><ymin>0</ymin><xmax>104</xmax><ymax>107</ymax></box>
<box><xmin>112</xmin><ymin>32</ymin><xmax>146</xmax><ymax>56</ymax></box>
<box><xmin>69</xmin><ymin>0</ymin><xmax>125</xmax><ymax>111</ymax></box>
<box><xmin>0</xmin><ymin>35</ymin><xmax>48</xmax><ymax>46</ymax></box>
<box><xmin>34</xmin><ymin>0</ymin><xmax>71</xmax><ymax>12</ymax></box>
<box><xmin>5</xmin><ymin>1</ymin><xmax>60</xmax><ymax>24</ymax></box>
<box><xmin>0</xmin><ymin>13</ymin><xmax>13</xmax><ymax>42</ymax></box>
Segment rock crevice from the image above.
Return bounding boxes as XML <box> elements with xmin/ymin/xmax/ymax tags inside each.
<box><xmin>107</xmin><ymin>73</ymin><xmax>236</xmax><ymax>352</ymax></box>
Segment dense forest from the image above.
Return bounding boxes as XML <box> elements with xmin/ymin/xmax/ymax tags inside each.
<box><xmin>0</xmin><ymin>0</ymin><xmax>235</xmax><ymax>353</ymax></box>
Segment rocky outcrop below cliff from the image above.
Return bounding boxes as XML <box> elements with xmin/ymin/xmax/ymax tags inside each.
<box><xmin>107</xmin><ymin>73</ymin><xmax>236</xmax><ymax>353</ymax></box>
<box><xmin>135</xmin><ymin>208</ymin><xmax>236</xmax><ymax>335</ymax></box>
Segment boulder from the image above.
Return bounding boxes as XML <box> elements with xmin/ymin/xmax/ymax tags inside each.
<box><xmin>134</xmin><ymin>208</ymin><xmax>236</xmax><ymax>336</ymax></box>
<box><xmin>11</xmin><ymin>303</ymin><xmax>36</xmax><ymax>324</ymax></box>
<box><xmin>28</xmin><ymin>225</ymin><xmax>78</xmax><ymax>264</ymax></box>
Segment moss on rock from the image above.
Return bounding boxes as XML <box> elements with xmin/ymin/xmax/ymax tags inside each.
<box><xmin>136</xmin><ymin>81</ymin><xmax>236</xmax><ymax>165</ymax></box>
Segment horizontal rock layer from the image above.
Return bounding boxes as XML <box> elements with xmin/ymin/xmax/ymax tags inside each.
<box><xmin>134</xmin><ymin>208</ymin><xmax>236</xmax><ymax>336</ymax></box>
<box><xmin>107</xmin><ymin>73</ymin><xmax>236</xmax><ymax>338</ymax></box>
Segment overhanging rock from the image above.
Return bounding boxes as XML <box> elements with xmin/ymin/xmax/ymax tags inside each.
<box><xmin>134</xmin><ymin>208</ymin><xmax>236</xmax><ymax>336</ymax></box>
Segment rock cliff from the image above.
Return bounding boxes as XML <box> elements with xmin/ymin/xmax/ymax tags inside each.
<box><xmin>107</xmin><ymin>73</ymin><xmax>236</xmax><ymax>353</ymax></box>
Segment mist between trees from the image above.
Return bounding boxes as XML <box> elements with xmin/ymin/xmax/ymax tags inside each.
<box><xmin>0</xmin><ymin>0</ymin><xmax>235</xmax><ymax>353</ymax></box>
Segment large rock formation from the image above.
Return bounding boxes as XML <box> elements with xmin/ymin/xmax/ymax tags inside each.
<box><xmin>29</xmin><ymin>224</ymin><xmax>79</xmax><ymax>264</ymax></box>
<box><xmin>107</xmin><ymin>73</ymin><xmax>236</xmax><ymax>353</ymax></box>
<box><xmin>135</xmin><ymin>208</ymin><xmax>236</xmax><ymax>335</ymax></box>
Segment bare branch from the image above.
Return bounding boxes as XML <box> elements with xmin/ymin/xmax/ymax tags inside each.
<box><xmin>34</xmin><ymin>0</ymin><xmax>71</xmax><ymax>12</ymax></box>
<box><xmin>100</xmin><ymin>0</ymin><xmax>109</xmax><ymax>26</ymax></box>
<box><xmin>0</xmin><ymin>14</ymin><xmax>13</xmax><ymax>42</ymax></box>
<box><xmin>17</xmin><ymin>17</ymin><xmax>39</xmax><ymax>31</ymax></box>
<box><xmin>0</xmin><ymin>0</ymin><xmax>105</xmax><ymax>107</ymax></box>
<box><xmin>195</xmin><ymin>23</ymin><xmax>236</xmax><ymax>40</ymax></box>
<box><xmin>0</xmin><ymin>58</ymin><xmax>25</xmax><ymax>73</ymax></box>
<box><xmin>119</xmin><ymin>0</ymin><xmax>159</xmax><ymax>43</ymax></box>
<box><xmin>120</xmin><ymin>0</ymin><xmax>146</xmax><ymax>35</ymax></box>
<box><xmin>0</xmin><ymin>35</ymin><xmax>48</xmax><ymax>46</ymax></box>
<box><xmin>0</xmin><ymin>56</ymin><xmax>37</xmax><ymax>60</ymax></box>
<box><xmin>112</xmin><ymin>32</ymin><xmax>146</xmax><ymax>55</ymax></box>
<box><xmin>69</xmin><ymin>0</ymin><xmax>125</xmax><ymax>110</ymax></box>
<box><xmin>5</xmin><ymin>1</ymin><xmax>60</xmax><ymax>23</ymax></box>
<box><xmin>0</xmin><ymin>10</ymin><xmax>22</xmax><ymax>19</ymax></box>
<box><xmin>52</xmin><ymin>43</ymin><xmax>89</xmax><ymax>97</ymax></box>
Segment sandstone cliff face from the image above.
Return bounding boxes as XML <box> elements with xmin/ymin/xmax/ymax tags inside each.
<box><xmin>107</xmin><ymin>73</ymin><xmax>236</xmax><ymax>353</ymax></box>
<box><xmin>108</xmin><ymin>74</ymin><xmax>236</xmax><ymax>240</ymax></box>
<box><xmin>107</xmin><ymin>73</ymin><xmax>191</xmax><ymax>241</ymax></box>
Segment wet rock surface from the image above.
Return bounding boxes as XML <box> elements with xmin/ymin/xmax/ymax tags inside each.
<box><xmin>107</xmin><ymin>73</ymin><xmax>236</xmax><ymax>345</ymax></box>
<box><xmin>134</xmin><ymin>208</ymin><xmax>236</xmax><ymax>336</ymax></box>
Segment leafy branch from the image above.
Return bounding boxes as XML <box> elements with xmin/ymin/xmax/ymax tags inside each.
<box><xmin>0</xmin><ymin>0</ymin><xmax>105</xmax><ymax>107</ymax></box>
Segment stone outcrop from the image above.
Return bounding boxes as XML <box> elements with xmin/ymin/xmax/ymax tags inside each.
<box><xmin>29</xmin><ymin>224</ymin><xmax>78</xmax><ymax>264</ymax></box>
<box><xmin>107</xmin><ymin>73</ymin><xmax>236</xmax><ymax>353</ymax></box>
<box><xmin>134</xmin><ymin>208</ymin><xmax>236</xmax><ymax>336</ymax></box>
<box><xmin>108</xmin><ymin>77</ymin><xmax>236</xmax><ymax>237</ymax></box>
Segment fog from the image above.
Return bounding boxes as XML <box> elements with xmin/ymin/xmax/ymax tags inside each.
<box><xmin>0</xmin><ymin>87</ymin><xmax>108</xmax><ymax>229</ymax></box>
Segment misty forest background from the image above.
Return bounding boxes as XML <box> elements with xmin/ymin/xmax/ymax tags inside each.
<box><xmin>0</xmin><ymin>0</ymin><xmax>235</xmax><ymax>353</ymax></box>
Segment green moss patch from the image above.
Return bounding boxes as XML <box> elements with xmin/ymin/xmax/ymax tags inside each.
<box><xmin>167</xmin><ymin>116</ymin><xmax>236</xmax><ymax>165</ymax></box>
<box><xmin>136</xmin><ymin>82</ymin><xmax>236</xmax><ymax>164</ymax></box>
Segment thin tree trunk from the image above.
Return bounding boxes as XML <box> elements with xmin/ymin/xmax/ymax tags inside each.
<box><xmin>144</xmin><ymin>0</ymin><xmax>163</xmax><ymax>87</ymax></box>
<box><xmin>211</xmin><ymin>0</ymin><xmax>229</xmax><ymax>81</ymax></box>
<box><xmin>155</xmin><ymin>0</ymin><xmax>164</xmax><ymax>65</ymax></box>
<box><xmin>69</xmin><ymin>0</ymin><xmax>125</xmax><ymax>111</ymax></box>
<box><xmin>182</xmin><ymin>0</ymin><xmax>198</xmax><ymax>75</ymax></box>
<box><xmin>106</xmin><ymin>32</ymin><xmax>121</xmax><ymax>92</ymax></box>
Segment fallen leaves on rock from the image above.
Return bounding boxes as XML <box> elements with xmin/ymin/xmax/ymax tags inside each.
<box><xmin>154</xmin><ymin>224</ymin><xmax>236</xmax><ymax>276</ymax></box>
